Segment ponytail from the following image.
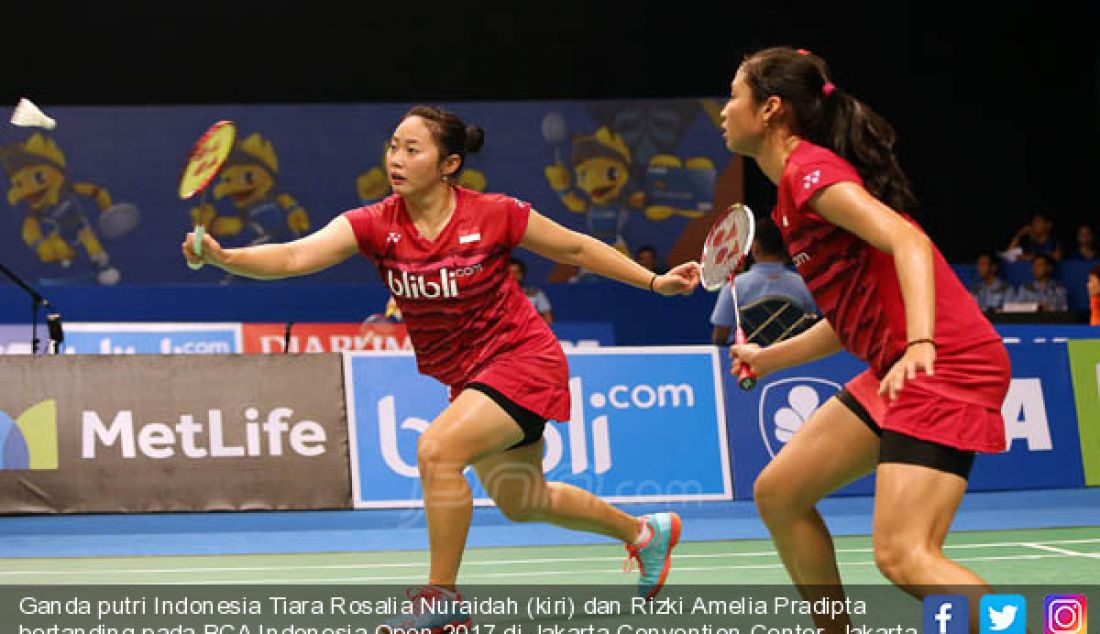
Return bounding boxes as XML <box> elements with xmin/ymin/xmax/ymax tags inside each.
<box><xmin>741</xmin><ymin>47</ymin><xmax>917</xmax><ymax>213</ymax></box>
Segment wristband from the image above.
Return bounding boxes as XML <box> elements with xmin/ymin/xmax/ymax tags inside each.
<box><xmin>906</xmin><ymin>338</ymin><xmax>935</xmax><ymax>349</ymax></box>
<box><xmin>648</xmin><ymin>274</ymin><xmax>658</xmax><ymax>293</ymax></box>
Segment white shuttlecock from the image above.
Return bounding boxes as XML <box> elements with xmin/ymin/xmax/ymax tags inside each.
<box><xmin>11</xmin><ymin>98</ymin><xmax>56</xmax><ymax>130</ymax></box>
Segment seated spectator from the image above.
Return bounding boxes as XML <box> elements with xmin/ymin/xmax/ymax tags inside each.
<box><xmin>968</xmin><ymin>252</ymin><xmax>1010</xmax><ymax>312</ymax></box>
<box><xmin>1089</xmin><ymin>264</ymin><xmax>1100</xmax><ymax>325</ymax></box>
<box><xmin>509</xmin><ymin>257</ymin><xmax>553</xmax><ymax>324</ymax></box>
<box><xmin>1006</xmin><ymin>253</ymin><xmax>1069</xmax><ymax>312</ymax></box>
<box><xmin>1069</xmin><ymin>222</ymin><xmax>1097</xmax><ymax>260</ymax></box>
<box><xmin>1006</xmin><ymin>212</ymin><xmax>1063</xmax><ymax>261</ymax></box>
<box><xmin>634</xmin><ymin>245</ymin><xmax>668</xmax><ymax>274</ymax></box>
<box><xmin>710</xmin><ymin>216</ymin><xmax>816</xmax><ymax>345</ymax></box>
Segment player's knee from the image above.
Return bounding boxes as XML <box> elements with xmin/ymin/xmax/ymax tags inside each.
<box><xmin>753</xmin><ymin>468</ymin><xmax>797</xmax><ymax>522</ymax></box>
<box><xmin>416</xmin><ymin>434</ymin><xmax>460</xmax><ymax>475</ymax></box>
<box><xmin>873</xmin><ymin>534</ymin><xmax>924</xmax><ymax>584</ymax></box>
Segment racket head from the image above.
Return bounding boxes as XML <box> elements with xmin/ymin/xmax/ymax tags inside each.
<box><xmin>700</xmin><ymin>203</ymin><xmax>756</xmax><ymax>291</ymax></box>
<box><xmin>178</xmin><ymin>120</ymin><xmax>237</xmax><ymax>200</ymax></box>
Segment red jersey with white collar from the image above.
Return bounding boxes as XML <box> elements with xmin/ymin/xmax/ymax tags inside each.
<box><xmin>772</xmin><ymin>141</ymin><xmax>1006</xmax><ymax>411</ymax></box>
<box><xmin>343</xmin><ymin>187</ymin><xmax>569</xmax><ymax>421</ymax></box>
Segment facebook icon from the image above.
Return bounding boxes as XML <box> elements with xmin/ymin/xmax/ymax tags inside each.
<box><xmin>924</xmin><ymin>595</ymin><xmax>970</xmax><ymax>634</ymax></box>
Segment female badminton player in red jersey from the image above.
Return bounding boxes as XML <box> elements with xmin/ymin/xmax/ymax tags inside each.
<box><xmin>183</xmin><ymin>106</ymin><xmax>699</xmax><ymax>628</ymax></box>
<box><xmin>722</xmin><ymin>48</ymin><xmax>1011</xmax><ymax>627</ymax></box>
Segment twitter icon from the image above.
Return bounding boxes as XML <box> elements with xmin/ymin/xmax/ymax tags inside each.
<box><xmin>981</xmin><ymin>595</ymin><xmax>1027</xmax><ymax>634</ymax></box>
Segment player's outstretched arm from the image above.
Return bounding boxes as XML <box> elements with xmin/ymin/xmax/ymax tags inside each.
<box><xmin>520</xmin><ymin>209</ymin><xmax>700</xmax><ymax>295</ymax></box>
<box><xmin>181</xmin><ymin>215</ymin><xmax>359</xmax><ymax>280</ymax></box>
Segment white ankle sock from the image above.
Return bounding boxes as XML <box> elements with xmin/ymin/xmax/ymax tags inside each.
<box><xmin>631</xmin><ymin>520</ymin><xmax>652</xmax><ymax>546</ymax></box>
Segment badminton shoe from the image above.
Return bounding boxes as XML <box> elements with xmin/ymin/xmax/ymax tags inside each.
<box><xmin>623</xmin><ymin>512</ymin><xmax>682</xmax><ymax>600</ymax></box>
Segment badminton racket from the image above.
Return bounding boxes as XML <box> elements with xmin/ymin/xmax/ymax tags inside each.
<box><xmin>178</xmin><ymin>120</ymin><xmax>236</xmax><ymax>270</ymax></box>
<box><xmin>700</xmin><ymin>202</ymin><xmax>757</xmax><ymax>389</ymax></box>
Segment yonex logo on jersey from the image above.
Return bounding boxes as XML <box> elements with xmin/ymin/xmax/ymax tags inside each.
<box><xmin>387</xmin><ymin>268</ymin><xmax>459</xmax><ymax>299</ymax></box>
<box><xmin>386</xmin><ymin>232</ymin><xmax>402</xmax><ymax>245</ymax></box>
<box><xmin>802</xmin><ymin>169</ymin><xmax>821</xmax><ymax>190</ymax></box>
<box><xmin>792</xmin><ymin>252</ymin><xmax>811</xmax><ymax>267</ymax></box>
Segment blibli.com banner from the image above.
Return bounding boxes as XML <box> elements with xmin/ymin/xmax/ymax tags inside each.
<box><xmin>722</xmin><ymin>341</ymin><xmax>1086</xmax><ymax>497</ymax></box>
<box><xmin>344</xmin><ymin>347</ymin><xmax>730</xmax><ymax>508</ymax></box>
<box><xmin>61</xmin><ymin>323</ymin><xmax>242</xmax><ymax>355</ymax></box>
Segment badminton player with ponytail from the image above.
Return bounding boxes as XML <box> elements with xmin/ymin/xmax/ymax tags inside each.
<box><xmin>721</xmin><ymin>48</ymin><xmax>1011</xmax><ymax>629</ymax></box>
<box><xmin>182</xmin><ymin>106</ymin><xmax>699</xmax><ymax>630</ymax></box>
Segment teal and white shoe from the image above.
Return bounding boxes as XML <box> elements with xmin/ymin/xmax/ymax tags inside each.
<box><xmin>623</xmin><ymin>512</ymin><xmax>682</xmax><ymax>600</ymax></box>
<box><xmin>377</xmin><ymin>586</ymin><xmax>471</xmax><ymax>634</ymax></box>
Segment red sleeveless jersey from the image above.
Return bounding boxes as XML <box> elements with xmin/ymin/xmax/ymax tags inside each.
<box><xmin>343</xmin><ymin>187</ymin><xmax>570</xmax><ymax>421</ymax></box>
<box><xmin>773</xmin><ymin>141</ymin><xmax>1006</xmax><ymax>411</ymax></box>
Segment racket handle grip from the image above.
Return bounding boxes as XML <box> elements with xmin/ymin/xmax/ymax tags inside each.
<box><xmin>734</xmin><ymin>328</ymin><xmax>757</xmax><ymax>390</ymax></box>
<box><xmin>187</xmin><ymin>225</ymin><xmax>205</xmax><ymax>271</ymax></box>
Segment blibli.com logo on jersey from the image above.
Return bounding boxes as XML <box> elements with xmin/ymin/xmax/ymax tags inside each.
<box><xmin>386</xmin><ymin>265</ymin><xmax>482</xmax><ymax>300</ymax></box>
<box><xmin>759</xmin><ymin>377</ymin><xmax>841</xmax><ymax>457</ymax></box>
<box><xmin>0</xmin><ymin>400</ymin><xmax>58</xmax><ymax>470</ymax></box>
<box><xmin>348</xmin><ymin>351</ymin><xmax>731</xmax><ymax>507</ymax></box>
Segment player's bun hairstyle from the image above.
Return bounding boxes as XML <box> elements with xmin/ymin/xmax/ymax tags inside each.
<box><xmin>402</xmin><ymin>105</ymin><xmax>484</xmax><ymax>175</ymax></box>
<box><xmin>739</xmin><ymin>47</ymin><xmax>918</xmax><ymax>214</ymax></box>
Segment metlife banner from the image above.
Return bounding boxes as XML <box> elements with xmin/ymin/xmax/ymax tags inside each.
<box><xmin>0</xmin><ymin>354</ymin><xmax>351</xmax><ymax>512</ymax></box>
<box><xmin>344</xmin><ymin>348</ymin><xmax>731</xmax><ymax>508</ymax></box>
<box><xmin>722</xmin><ymin>342</ymin><xmax>1086</xmax><ymax>498</ymax></box>
<box><xmin>61</xmin><ymin>323</ymin><xmax>242</xmax><ymax>355</ymax></box>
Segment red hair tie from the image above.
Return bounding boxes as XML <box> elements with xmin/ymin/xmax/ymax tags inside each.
<box><xmin>822</xmin><ymin>82</ymin><xmax>836</xmax><ymax>98</ymax></box>
<box><xmin>797</xmin><ymin>48</ymin><xmax>811</xmax><ymax>56</ymax></box>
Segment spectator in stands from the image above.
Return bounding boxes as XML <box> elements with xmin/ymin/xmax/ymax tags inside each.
<box><xmin>509</xmin><ymin>257</ymin><xmax>553</xmax><ymax>324</ymax></box>
<box><xmin>1089</xmin><ymin>264</ymin><xmax>1100</xmax><ymax>325</ymax></box>
<box><xmin>1069</xmin><ymin>222</ymin><xmax>1097</xmax><ymax>260</ymax></box>
<box><xmin>1006</xmin><ymin>212</ymin><xmax>1063</xmax><ymax>261</ymax></box>
<box><xmin>635</xmin><ymin>245</ymin><xmax>667</xmax><ymax>274</ymax></box>
<box><xmin>710</xmin><ymin>216</ymin><xmax>815</xmax><ymax>345</ymax></box>
<box><xmin>1007</xmin><ymin>253</ymin><xmax>1068</xmax><ymax>312</ymax></box>
<box><xmin>968</xmin><ymin>252</ymin><xmax>1009</xmax><ymax>312</ymax></box>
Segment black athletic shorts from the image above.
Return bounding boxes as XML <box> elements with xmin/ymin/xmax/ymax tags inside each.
<box><xmin>467</xmin><ymin>382</ymin><xmax>547</xmax><ymax>449</ymax></box>
<box><xmin>836</xmin><ymin>388</ymin><xmax>976</xmax><ymax>479</ymax></box>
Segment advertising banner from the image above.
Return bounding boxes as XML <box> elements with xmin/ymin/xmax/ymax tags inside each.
<box><xmin>0</xmin><ymin>354</ymin><xmax>351</xmax><ymax>513</ymax></box>
<box><xmin>1067</xmin><ymin>339</ymin><xmax>1100</xmax><ymax>485</ymax></box>
<box><xmin>721</xmin><ymin>342</ymin><xmax>1086</xmax><ymax>498</ymax></box>
<box><xmin>345</xmin><ymin>347</ymin><xmax>730</xmax><ymax>508</ymax></box>
<box><xmin>61</xmin><ymin>323</ymin><xmax>242</xmax><ymax>355</ymax></box>
<box><xmin>242</xmin><ymin>323</ymin><xmax>412</xmax><ymax>353</ymax></box>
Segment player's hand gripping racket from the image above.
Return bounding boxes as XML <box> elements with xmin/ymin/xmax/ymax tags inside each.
<box><xmin>701</xmin><ymin>203</ymin><xmax>757</xmax><ymax>390</ymax></box>
<box><xmin>178</xmin><ymin>121</ymin><xmax>236</xmax><ymax>270</ymax></box>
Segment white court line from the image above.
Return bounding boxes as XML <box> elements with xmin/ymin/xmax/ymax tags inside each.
<box><xmin>3</xmin><ymin>538</ymin><xmax>1099</xmax><ymax>577</ymax></box>
<box><xmin>1</xmin><ymin>538</ymin><xmax>1098</xmax><ymax>577</ymax></box>
<box><xmin>2</xmin><ymin>550</ymin><xmax>1082</xmax><ymax>585</ymax></box>
<box><xmin>1</xmin><ymin>553</ymin><xmax>1077</xmax><ymax>585</ymax></box>
<box><xmin>1023</xmin><ymin>542</ymin><xmax>1100</xmax><ymax>559</ymax></box>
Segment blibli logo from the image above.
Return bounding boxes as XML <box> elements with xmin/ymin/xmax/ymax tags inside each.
<box><xmin>379</xmin><ymin>376</ymin><xmax>696</xmax><ymax>477</ymax></box>
<box><xmin>0</xmin><ymin>400</ymin><xmax>59</xmax><ymax>470</ymax></box>
<box><xmin>387</xmin><ymin>268</ymin><xmax>460</xmax><ymax>300</ymax></box>
<box><xmin>758</xmin><ymin>378</ymin><xmax>841</xmax><ymax>457</ymax></box>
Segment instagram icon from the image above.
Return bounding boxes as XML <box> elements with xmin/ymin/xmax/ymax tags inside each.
<box><xmin>1045</xmin><ymin>595</ymin><xmax>1088</xmax><ymax>634</ymax></box>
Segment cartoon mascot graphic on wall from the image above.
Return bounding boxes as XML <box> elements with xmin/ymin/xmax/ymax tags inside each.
<box><xmin>544</xmin><ymin>126</ymin><xmax>642</xmax><ymax>256</ymax></box>
<box><xmin>190</xmin><ymin>132</ymin><xmax>310</xmax><ymax>247</ymax></box>
<box><xmin>1</xmin><ymin>133</ymin><xmax>140</xmax><ymax>285</ymax></box>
